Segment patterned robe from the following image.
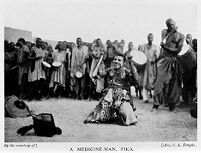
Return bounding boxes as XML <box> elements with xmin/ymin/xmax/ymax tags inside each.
<box><xmin>84</xmin><ymin>67</ymin><xmax>138</xmax><ymax>125</ymax></box>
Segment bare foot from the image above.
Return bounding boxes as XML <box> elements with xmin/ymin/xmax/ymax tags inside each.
<box><xmin>151</xmin><ymin>108</ymin><xmax>158</xmax><ymax>114</ymax></box>
<box><xmin>170</xmin><ymin>109</ymin><xmax>177</xmax><ymax>113</ymax></box>
<box><xmin>87</xmin><ymin>98</ymin><xmax>91</xmax><ymax>101</ymax></box>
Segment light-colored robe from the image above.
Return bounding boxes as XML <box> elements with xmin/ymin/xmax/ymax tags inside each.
<box><xmin>49</xmin><ymin>50</ymin><xmax>67</xmax><ymax>87</ymax></box>
<box><xmin>71</xmin><ymin>46</ymin><xmax>88</xmax><ymax>76</ymax></box>
<box><xmin>28</xmin><ymin>47</ymin><xmax>46</xmax><ymax>82</ymax></box>
<box><xmin>138</xmin><ymin>43</ymin><xmax>160</xmax><ymax>90</ymax></box>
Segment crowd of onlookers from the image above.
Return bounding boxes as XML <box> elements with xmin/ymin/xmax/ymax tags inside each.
<box><xmin>4</xmin><ymin>37</ymin><xmax>135</xmax><ymax>101</ymax></box>
<box><xmin>4</xmin><ymin>32</ymin><xmax>197</xmax><ymax>108</ymax></box>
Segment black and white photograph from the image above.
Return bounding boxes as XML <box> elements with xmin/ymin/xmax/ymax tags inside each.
<box><xmin>1</xmin><ymin>0</ymin><xmax>200</xmax><ymax>152</ymax></box>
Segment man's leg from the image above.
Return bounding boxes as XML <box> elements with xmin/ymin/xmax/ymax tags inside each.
<box><xmin>167</xmin><ymin>76</ymin><xmax>182</xmax><ymax>111</ymax></box>
<box><xmin>189</xmin><ymin>67</ymin><xmax>197</xmax><ymax>105</ymax></box>
<box><xmin>40</xmin><ymin>78</ymin><xmax>48</xmax><ymax>98</ymax></box>
<box><xmin>152</xmin><ymin>95</ymin><xmax>161</xmax><ymax>113</ymax></box>
<box><xmin>35</xmin><ymin>80</ymin><xmax>42</xmax><ymax>100</ymax></box>
<box><xmin>182</xmin><ymin>72</ymin><xmax>189</xmax><ymax>105</ymax></box>
<box><xmin>80</xmin><ymin>76</ymin><xmax>85</xmax><ymax>100</ymax></box>
<box><xmin>142</xmin><ymin>87</ymin><xmax>149</xmax><ymax>103</ymax></box>
<box><xmin>27</xmin><ymin>81</ymin><xmax>33</xmax><ymax>101</ymax></box>
<box><xmin>65</xmin><ymin>76</ymin><xmax>71</xmax><ymax>98</ymax></box>
<box><xmin>19</xmin><ymin>73</ymin><xmax>28</xmax><ymax>100</ymax></box>
<box><xmin>128</xmin><ymin>89</ymin><xmax>136</xmax><ymax>111</ymax></box>
<box><xmin>74</xmin><ymin>78</ymin><xmax>79</xmax><ymax>99</ymax></box>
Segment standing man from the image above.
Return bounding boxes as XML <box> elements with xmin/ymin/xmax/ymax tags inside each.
<box><xmin>84</xmin><ymin>42</ymin><xmax>95</xmax><ymax>100</ymax></box>
<box><xmin>16</xmin><ymin>38</ymin><xmax>29</xmax><ymax>99</ymax></box>
<box><xmin>4</xmin><ymin>42</ymin><xmax>18</xmax><ymax>96</ymax></box>
<box><xmin>119</xmin><ymin>39</ymin><xmax>125</xmax><ymax>52</ymax></box>
<box><xmin>152</xmin><ymin>19</ymin><xmax>184</xmax><ymax>112</ymax></box>
<box><xmin>124</xmin><ymin>42</ymin><xmax>134</xmax><ymax>58</ymax></box>
<box><xmin>71</xmin><ymin>37</ymin><xmax>88</xmax><ymax>100</ymax></box>
<box><xmin>68</xmin><ymin>42</ymin><xmax>76</xmax><ymax>98</ymax></box>
<box><xmin>181</xmin><ymin>34</ymin><xmax>197</xmax><ymax>105</ymax></box>
<box><xmin>28</xmin><ymin>38</ymin><xmax>47</xmax><ymax>100</ymax></box>
<box><xmin>63</xmin><ymin>41</ymin><xmax>72</xmax><ymax>98</ymax></box>
<box><xmin>138</xmin><ymin>33</ymin><xmax>160</xmax><ymax>103</ymax></box>
<box><xmin>105</xmin><ymin>40</ymin><xmax>115</xmax><ymax>68</ymax></box>
<box><xmin>124</xmin><ymin>42</ymin><xmax>140</xmax><ymax>86</ymax></box>
<box><xmin>44</xmin><ymin>44</ymin><xmax>54</xmax><ymax>94</ymax></box>
<box><xmin>49</xmin><ymin>41</ymin><xmax>67</xmax><ymax>98</ymax></box>
<box><xmin>192</xmin><ymin>39</ymin><xmax>197</xmax><ymax>53</ymax></box>
<box><xmin>186</xmin><ymin>34</ymin><xmax>193</xmax><ymax>47</ymax></box>
<box><xmin>105</xmin><ymin>40</ymin><xmax>123</xmax><ymax>69</ymax></box>
<box><xmin>89</xmin><ymin>38</ymin><xmax>106</xmax><ymax>99</ymax></box>
<box><xmin>124</xmin><ymin>42</ymin><xmax>141</xmax><ymax>100</ymax></box>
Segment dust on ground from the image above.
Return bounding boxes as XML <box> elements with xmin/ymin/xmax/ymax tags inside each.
<box><xmin>5</xmin><ymin>94</ymin><xmax>197</xmax><ymax>142</ymax></box>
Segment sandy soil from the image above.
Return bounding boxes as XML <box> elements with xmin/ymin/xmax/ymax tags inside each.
<box><xmin>5</xmin><ymin>94</ymin><xmax>197</xmax><ymax>142</ymax></box>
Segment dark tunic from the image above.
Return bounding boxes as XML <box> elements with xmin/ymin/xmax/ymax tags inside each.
<box><xmin>5</xmin><ymin>49</ymin><xmax>18</xmax><ymax>96</ymax></box>
<box><xmin>106</xmin><ymin>67</ymin><xmax>131</xmax><ymax>91</ymax></box>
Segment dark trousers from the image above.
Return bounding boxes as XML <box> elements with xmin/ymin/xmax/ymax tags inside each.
<box><xmin>5</xmin><ymin>69</ymin><xmax>19</xmax><ymax>97</ymax></box>
<box><xmin>28</xmin><ymin>79</ymin><xmax>48</xmax><ymax>100</ymax></box>
<box><xmin>182</xmin><ymin>67</ymin><xmax>197</xmax><ymax>105</ymax></box>
<box><xmin>64</xmin><ymin>72</ymin><xmax>72</xmax><ymax>98</ymax></box>
<box><xmin>75</xmin><ymin>76</ymin><xmax>85</xmax><ymax>99</ymax></box>
<box><xmin>19</xmin><ymin>73</ymin><xmax>28</xmax><ymax>99</ymax></box>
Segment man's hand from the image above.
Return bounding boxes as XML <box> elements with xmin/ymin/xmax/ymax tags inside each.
<box><xmin>37</xmin><ymin>56</ymin><xmax>43</xmax><ymax>59</ymax></box>
<box><xmin>100</xmin><ymin>51</ymin><xmax>104</xmax><ymax>55</ymax></box>
<box><xmin>160</xmin><ymin>42</ymin><xmax>165</xmax><ymax>48</ymax></box>
<box><xmin>70</xmin><ymin>72</ymin><xmax>74</xmax><ymax>77</ymax></box>
<box><xmin>150</xmin><ymin>60</ymin><xmax>155</xmax><ymax>64</ymax></box>
<box><xmin>127</xmin><ymin>53</ymin><xmax>132</xmax><ymax>59</ymax></box>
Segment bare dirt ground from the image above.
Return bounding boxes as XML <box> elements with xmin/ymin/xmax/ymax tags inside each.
<box><xmin>5</xmin><ymin>92</ymin><xmax>197</xmax><ymax>142</ymax></box>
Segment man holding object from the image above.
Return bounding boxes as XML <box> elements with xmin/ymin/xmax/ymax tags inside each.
<box><xmin>152</xmin><ymin>19</ymin><xmax>184</xmax><ymax>112</ymax></box>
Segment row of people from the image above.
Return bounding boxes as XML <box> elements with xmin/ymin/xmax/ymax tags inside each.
<box><xmin>4</xmin><ymin>18</ymin><xmax>197</xmax><ymax>113</ymax></box>
<box><xmin>4</xmin><ymin>37</ymin><xmax>137</xmax><ymax>101</ymax></box>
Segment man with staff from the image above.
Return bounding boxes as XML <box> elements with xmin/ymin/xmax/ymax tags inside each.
<box><xmin>138</xmin><ymin>33</ymin><xmax>160</xmax><ymax>103</ymax></box>
<box><xmin>152</xmin><ymin>18</ymin><xmax>184</xmax><ymax>112</ymax></box>
<box><xmin>89</xmin><ymin>38</ymin><xmax>106</xmax><ymax>100</ymax></box>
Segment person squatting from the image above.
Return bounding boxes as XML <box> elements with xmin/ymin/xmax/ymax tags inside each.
<box><xmin>4</xmin><ymin>18</ymin><xmax>197</xmax><ymax>119</ymax></box>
